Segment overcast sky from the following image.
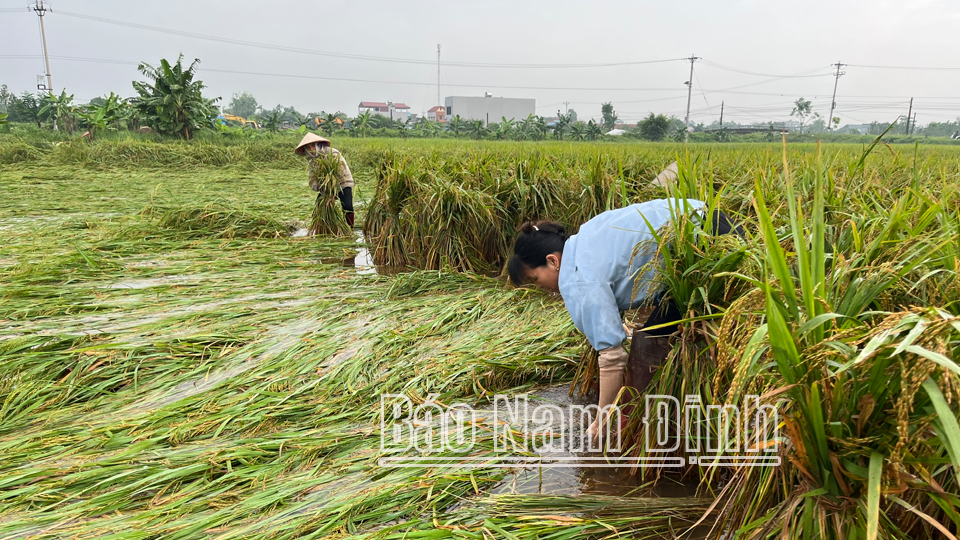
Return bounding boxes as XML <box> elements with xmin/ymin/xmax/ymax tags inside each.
<box><xmin>2</xmin><ymin>0</ymin><xmax>959</xmax><ymax>126</ymax></box>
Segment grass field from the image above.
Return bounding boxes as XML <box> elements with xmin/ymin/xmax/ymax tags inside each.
<box><xmin>2</xmin><ymin>136</ymin><xmax>959</xmax><ymax>539</ymax></box>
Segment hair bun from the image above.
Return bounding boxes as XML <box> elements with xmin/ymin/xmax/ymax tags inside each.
<box><xmin>520</xmin><ymin>222</ymin><xmax>537</xmax><ymax>234</ymax></box>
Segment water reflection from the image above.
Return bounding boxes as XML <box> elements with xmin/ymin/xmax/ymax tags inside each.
<box><xmin>490</xmin><ymin>384</ymin><xmax>702</xmax><ymax>498</ymax></box>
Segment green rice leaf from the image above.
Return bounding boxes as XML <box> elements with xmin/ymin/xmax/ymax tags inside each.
<box><xmin>907</xmin><ymin>345</ymin><xmax>960</xmax><ymax>377</ymax></box>
<box><xmin>922</xmin><ymin>377</ymin><xmax>960</xmax><ymax>485</ymax></box>
<box><xmin>866</xmin><ymin>451</ymin><xmax>883</xmax><ymax>540</ymax></box>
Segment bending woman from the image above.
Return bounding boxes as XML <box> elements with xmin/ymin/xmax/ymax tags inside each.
<box><xmin>507</xmin><ymin>199</ymin><xmax>742</xmax><ymax>435</ymax></box>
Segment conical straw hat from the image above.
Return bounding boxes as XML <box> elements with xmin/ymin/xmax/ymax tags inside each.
<box><xmin>295</xmin><ymin>133</ymin><xmax>331</xmax><ymax>155</ymax></box>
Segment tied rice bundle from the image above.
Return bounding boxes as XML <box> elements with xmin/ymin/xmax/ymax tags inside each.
<box><xmin>307</xmin><ymin>152</ymin><xmax>351</xmax><ymax>237</ymax></box>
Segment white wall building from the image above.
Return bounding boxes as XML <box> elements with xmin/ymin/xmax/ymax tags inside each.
<box><xmin>444</xmin><ymin>94</ymin><xmax>535</xmax><ymax>124</ymax></box>
<box><xmin>358</xmin><ymin>101</ymin><xmax>411</xmax><ymax>122</ymax></box>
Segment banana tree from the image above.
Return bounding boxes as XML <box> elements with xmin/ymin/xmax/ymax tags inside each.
<box><xmin>469</xmin><ymin>119</ymin><xmax>486</xmax><ymax>140</ymax></box>
<box><xmin>354</xmin><ymin>110</ymin><xmax>371</xmax><ymax>138</ymax></box>
<box><xmin>447</xmin><ymin>115</ymin><xmax>464</xmax><ymax>137</ymax></box>
<box><xmin>496</xmin><ymin>117</ymin><xmax>514</xmax><ymax>140</ymax></box>
<box><xmin>569</xmin><ymin>121</ymin><xmax>586</xmax><ymax>141</ymax></box>
<box><xmin>79</xmin><ymin>106</ymin><xmax>109</xmax><ymax>140</ymax></box>
<box><xmin>39</xmin><ymin>90</ymin><xmax>78</xmax><ymax>134</ymax></box>
<box><xmin>131</xmin><ymin>54</ymin><xmax>219</xmax><ymax>139</ymax></box>
<box><xmin>586</xmin><ymin>119</ymin><xmax>603</xmax><ymax>140</ymax></box>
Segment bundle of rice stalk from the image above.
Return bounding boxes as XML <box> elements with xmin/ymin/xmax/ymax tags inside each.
<box><xmin>406</xmin><ymin>177</ymin><xmax>508</xmax><ymax>273</ymax></box>
<box><xmin>307</xmin><ymin>152</ymin><xmax>351</xmax><ymax>237</ymax></box>
<box><xmin>363</xmin><ymin>158</ymin><xmax>424</xmax><ymax>266</ymax></box>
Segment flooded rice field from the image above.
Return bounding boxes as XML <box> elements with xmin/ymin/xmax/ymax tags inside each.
<box><xmin>0</xmin><ymin>164</ymin><xmax>709</xmax><ymax>539</ymax></box>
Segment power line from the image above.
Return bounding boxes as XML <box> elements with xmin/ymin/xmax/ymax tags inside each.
<box><xmin>848</xmin><ymin>63</ymin><xmax>960</xmax><ymax>71</ymax></box>
<box><xmin>0</xmin><ymin>55</ymin><xmax>691</xmax><ymax>92</ymax></box>
<box><xmin>699</xmin><ymin>59</ymin><xmax>833</xmax><ymax>78</ymax></box>
<box><xmin>6</xmin><ymin>54</ymin><xmax>956</xmax><ymax>107</ymax></box>
<box><xmin>693</xmin><ymin>67</ymin><xmax>715</xmax><ymax>122</ymax></box>
<box><xmin>51</xmin><ymin>9</ymin><xmax>686</xmax><ymax>70</ymax></box>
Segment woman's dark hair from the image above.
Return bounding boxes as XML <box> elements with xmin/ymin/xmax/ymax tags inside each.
<box><xmin>507</xmin><ymin>221</ymin><xmax>570</xmax><ymax>285</ymax></box>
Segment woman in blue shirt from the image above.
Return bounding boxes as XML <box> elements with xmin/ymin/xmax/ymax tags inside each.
<box><xmin>507</xmin><ymin>199</ymin><xmax>742</xmax><ymax>437</ymax></box>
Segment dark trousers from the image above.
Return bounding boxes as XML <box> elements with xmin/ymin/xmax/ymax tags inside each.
<box><xmin>639</xmin><ymin>209</ymin><xmax>742</xmax><ymax>336</ymax></box>
<box><xmin>317</xmin><ymin>186</ymin><xmax>353</xmax><ymax>210</ymax></box>
<box><xmin>331</xmin><ymin>186</ymin><xmax>353</xmax><ymax>213</ymax></box>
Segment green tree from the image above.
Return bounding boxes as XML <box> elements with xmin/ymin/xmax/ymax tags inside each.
<box><xmin>807</xmin><ymin>113</ymin><xmax>826</xmax><ymax>134</ymax></box>
<box><xmin>586</xmin><ymin>119</ymin><xmax>602</xmax><ymax>140</ymax></box>
<box><xmin>225</xmin><ymin>92</ymin><xmax>258</xmax><ymax>119</ymax></box>
<box><xmin>40</xmin><ymin>90</ymin><xmax>79</xmax><ymax>134</ymax></box>
<box><xmin>637</xmin><ymin>112</ymin><xmax>670</xmax><ymax>141</ymax></box>
<box><xmin>260</xmin><ymin>106</ymin><xmax>283</xmax><ymax>132</ymax></box>
<box><xmin>469</xmin><ymin>119</ymin><xmax>487</xmax><ymax>140</ymax></box>
<box><xmin>601</xmin><ymin>102</ymin><xmax>618</xmax><ymax>131</ymax></box>
<box><xmin>790</xmin><ymin>97</ymin><xmax>813</xmax><ymax>134</ymax></box>
<box><xmin>132</xmin><ymin>54</ymin><xmax>219</xmax><ymax>139</ymax></box>
<box><xmin>321</xmin><ymin>112</ymin><xmax>344</xmax><ymax>134</ymax></box>
<box><xmin>569</xmin><ymin>121</ymin><xmax>586</xmax><ymax>141</ymax></box>
<box><xmin>495</xmin><ymin>117</ymin><xmax>514</xmax><ymax>140</ymax></box>
<box><xmin>8</xmin><ymin>92</ymin><xmax>41</xmax><ymax>127</ymax></box>
<box><xmin>447</xmin><ymin>115</ymin><xmax>465</xmax><ymax>137</ymax></box>
<box><xmin>354</xmin><ymin>110</ymin><xmax>372</xmax><ymax>138</ymax></box>
<box><xmin>553</xmin><ymin>110</ymin><xmax>572</xmax><ymax>140</ymax></box>
<box><xmin>79</xmin><ymin>93</ymin><xmax>128</xmax><ymax>139</ymax></box>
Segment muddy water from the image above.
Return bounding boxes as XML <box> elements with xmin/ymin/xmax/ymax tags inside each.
<box><xmin>490</xmin><ymin>384</ymin><xmax>701</xmax><ymax>498</ymax></box>
<box><xmin>306</xmin><ymin>230</ymin><xmax>406</xmax><ymax>276</ymax></box>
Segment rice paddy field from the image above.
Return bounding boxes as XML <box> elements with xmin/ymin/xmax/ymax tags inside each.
<box><xmin>1</xmin><ymin>135</ymin><xmax>960</xmax><ymax>539</ymax></box>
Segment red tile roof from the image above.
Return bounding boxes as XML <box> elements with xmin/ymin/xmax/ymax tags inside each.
<box><xmin>428</xmin><ymin>106</ymin><xmax>444</xmax><ymax>112</ymax></box>
<box><xmin>394</xmin><ymin>103</ymin><xmax>410</xmax><ymax>109</ymax></box>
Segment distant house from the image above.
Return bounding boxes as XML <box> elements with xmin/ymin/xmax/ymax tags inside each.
<box><xmin>445</xmin><ymin>95</ymin><xmax>535</xmax><ymax>124</ymax></box>
<box><xmin>427</xmin><ymin>105</ymin><xmax>446</xmax><ymax>123</ymax></box>
<box><xmin>837</xmin><ymin>123</ymin><xmax>871</xmax><ymax>135</ymax></box>
<box><xmin>358</xmin><ymin>101</ymin><xmax>411</xmax><ymax>121</ymax></box>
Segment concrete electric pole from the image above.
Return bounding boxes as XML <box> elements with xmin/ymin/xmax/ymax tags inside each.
<box><xmin>826</xmin><ymin>61</ymin><xmax>846</xmax><ymax>133</ymax></box>
<box><xmin>905</xmin><ymin>97</ymin><xmax>913</xmax><ymax>135</ymax></box>
<box><xmin>31</xmin><ymin>1</ymin><xmax>55</xmax><ymax>129</ymax></box>
<box><xmin>437</xmin><ymin>44</ymin><xmax>441</xmax><ymax>108</ymax></box>
<box><xmin>683</xmin><ymin>54</ymin><xmax>700</xmax><ymax>142</ymax></box>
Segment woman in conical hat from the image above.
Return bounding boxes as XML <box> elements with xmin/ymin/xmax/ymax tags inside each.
<box><xmin>295</xmin><ymin>133</ymin><xmax>356</xmax><ymax>227</ymax></box>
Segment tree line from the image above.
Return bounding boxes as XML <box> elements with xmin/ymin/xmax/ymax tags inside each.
<box><xmin>3</xmin><ymin>55</ymin><xmax>959</xmax><ymax>141</ymax></box>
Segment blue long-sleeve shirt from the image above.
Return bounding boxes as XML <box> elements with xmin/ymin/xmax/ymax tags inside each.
<box><xmin>557</xmin><ymin>199</ymin><xmax>705</xmax><ymax>351</ymax></box>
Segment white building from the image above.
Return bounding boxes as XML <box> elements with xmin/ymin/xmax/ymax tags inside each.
<box><xmin>358</xmin><ymin>101</ymin><xmax>411</xmax><ymax>122</ymax></box>
<box><xmin>444</xmin><ymin>94</ymin><xmax>535</xmax><ymax>125</ymax></box>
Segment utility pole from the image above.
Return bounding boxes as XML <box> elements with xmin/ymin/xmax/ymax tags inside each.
<box><xmin>912</xmin><ymin>112</ymin><xmax>917</xmax><ymax>135</ymax></box>
<box><xmin>563</xmin><ymin>101</ymin><xmax>571</xmax><ymax>114</ymax></box>
<box><xmin>826</xmin><ymin>61</ymin><xmax>846</xmax><ymax>133</ymax></box>
<box><xmin>683</xmin><ymin>54</ymin><xmax>700</xmax><ymax>142</ymax></box>
<box><xmin>437</xmin><ymin>44</ymin><xmax>441</xmax><ymax>108</ymax></box>
<box><xmin>905</xmin><ymin>97</ymin><xmax>913</xmax><ymax>135</ymax></box>
<box><xmin>32</xmin><ymin>1</ymin><xmax>54</xmax><ymax>94</ymax></box>
<box><xmin>719</xmin><ymin>101</ymin><xmax>724</xmax><ymax>126</ymax></box>
<box><xmin>31</xmin><ymin>1</ymin><xmax>55</xmax><ymax>129</ymax></box>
